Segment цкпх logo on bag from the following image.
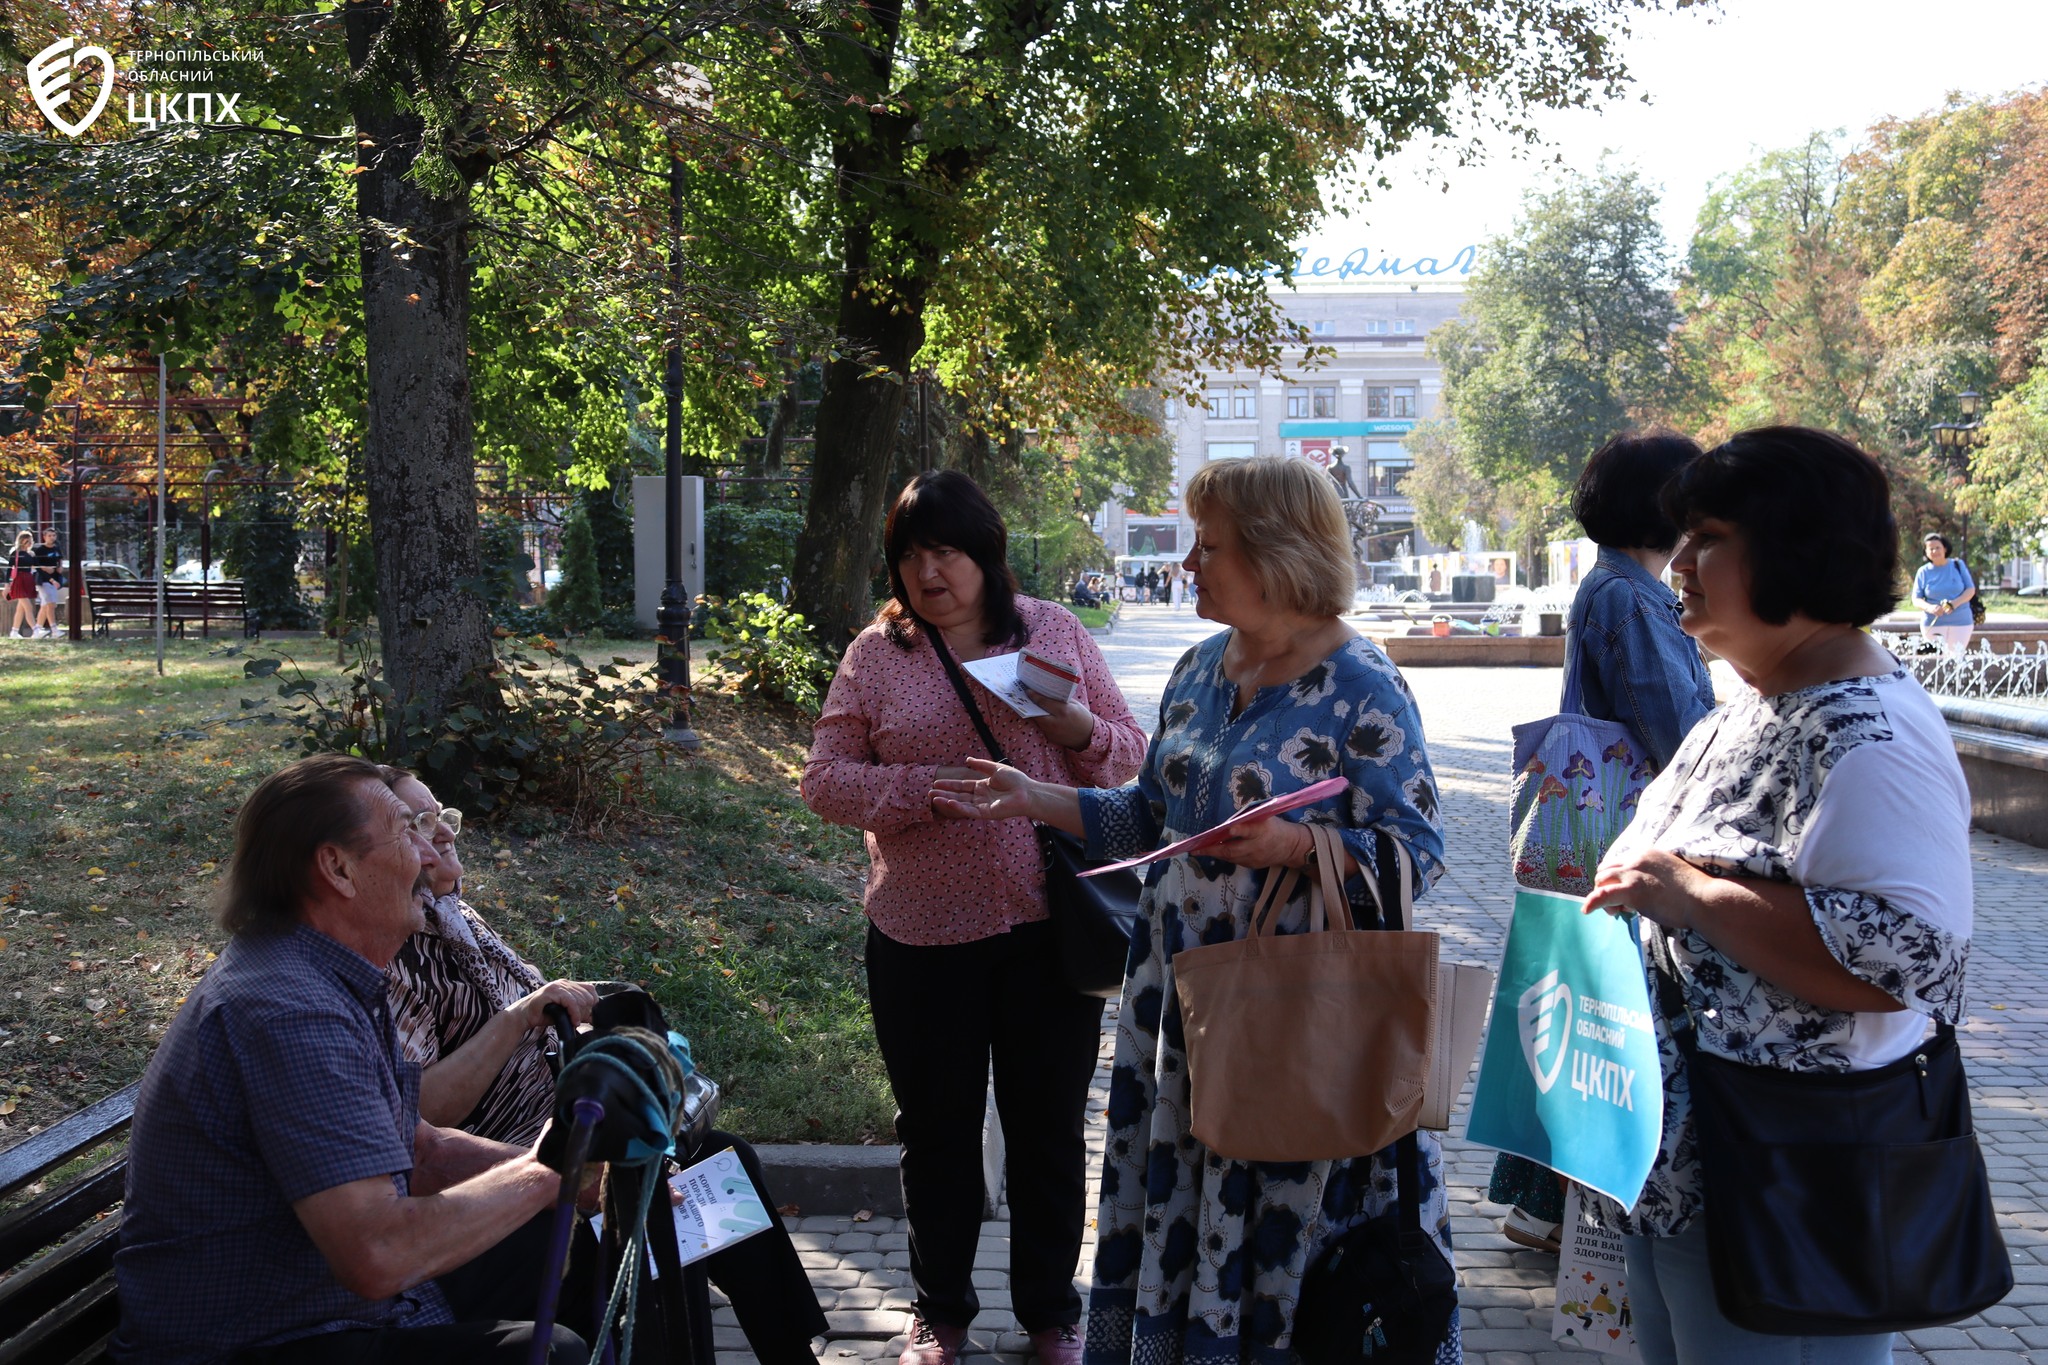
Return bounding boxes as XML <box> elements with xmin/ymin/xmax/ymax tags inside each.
<box><xmin>1518</xmin><ymin>970</ymin><xmax>1573</xmax><ymax>1095</ymax></box>
<box><xmin>27</xmin><ymin>37</ymin><xmax>116</xmax><ymax>137</ymax></box>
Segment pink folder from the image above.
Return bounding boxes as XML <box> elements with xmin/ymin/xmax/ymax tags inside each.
<box><xmin>1077</xmin><ymin>775</ymin><xmax>1351</xmax><ymax>877</ymax></box>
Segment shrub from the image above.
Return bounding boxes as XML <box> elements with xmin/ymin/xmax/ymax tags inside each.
<box><xmin>217</xmin><ymin>484</ymin><xmax>315</xmax><ymax>629</ymax></box>
<box><xmin>581</xmin><ymin>483</ymin><xmax>637</xmax><ymax>611</ymax></box>
<box><xmin>705</xmin><ymin>503</ymin><xmax>803</xmax><ymax>598</ymax></box>
<box><xmin>174</xmin><ymin>631</ymin><xmax>676</xmax><ymax>828</ymax></box>
<box><xmin>552</xmin><ymin>507</ymin><xmax>605</xmax><ymax>631</ymax></box>
<box><xmin>475</xmin><ymin>515</ymin><xmax>535</xmax><ymax>611</ymax></box>
<box><xmin>701</xmin><ymin>592</ymin><xmax>836</xmax><ymax>713</ymax></box>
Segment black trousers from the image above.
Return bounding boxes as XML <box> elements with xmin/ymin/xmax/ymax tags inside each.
<box><xmin>232</xmin><ymin>1214</ymin><xmax>589</xmax><ymax>1365</ymax></box>
<box><xmin>236</xmin><ymin>1134</ymin><xmax>824</xmax><ymax>1365</ymax></box>
<box><xmin>865</xmin><ymin>919</ymin><xmax>1105</xmax><ymax>1332</ymax></box>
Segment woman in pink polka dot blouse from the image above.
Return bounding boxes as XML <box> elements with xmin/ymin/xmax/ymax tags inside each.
<box><xmin>802</xmin><ymin>470</ymin><xmax>1147</xmax><ymax>1365</ymax></box>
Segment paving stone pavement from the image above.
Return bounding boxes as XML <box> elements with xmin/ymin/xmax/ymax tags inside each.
<box><xmin>724</xmin><ymin>605</ymin><xmax>2048</xmax><ymax>1365</ymax></box>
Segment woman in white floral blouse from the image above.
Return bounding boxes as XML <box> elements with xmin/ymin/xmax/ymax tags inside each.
<box><xmin>1582</xmin><ymin>427</ymin><xmax>1973</xmax><ymax>1365</ymax></box>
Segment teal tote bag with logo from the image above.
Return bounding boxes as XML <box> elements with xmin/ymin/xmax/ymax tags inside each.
<box><xmin>1466</xmin><ymin>887</ymin><xmax>1663</xmax><ymax>1208</ymax></box>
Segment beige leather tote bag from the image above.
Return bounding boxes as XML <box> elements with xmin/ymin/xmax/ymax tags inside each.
<box><xmin>1174</xmin><ymin>823</ymin><xmax>1438</xmax><ymax>1162</ymax></box>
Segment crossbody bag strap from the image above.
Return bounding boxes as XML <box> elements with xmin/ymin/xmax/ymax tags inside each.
<box><xmin>1394</xmin><ymin>1129</ymin><xmax>1428</xmax><ymax>1248</ymax></box>
<box><xmin>927</xmin><ymin>628</ymin><xmax>1007</xmax><ymax>766</ymax></box>
<box><xmin>1355</xmin><ymin>828</ymin><xmax>1412</xmax><ymax>931</ymax></box>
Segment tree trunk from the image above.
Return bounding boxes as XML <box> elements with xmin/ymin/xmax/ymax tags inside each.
<box><xmin>347</xmin><ymin>5</ymin><xmax>496</xmax><ymax>745</ymax></box>
<box><xmin>790</xmin><ymin>238</ymin><xmax>927</xmax><ymax>650</ymax></box>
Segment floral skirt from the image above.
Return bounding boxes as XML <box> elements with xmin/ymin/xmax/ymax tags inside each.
<box><xmin>1083</xmin><ymin>852</ymin><xmax>1461</xmax><ymax>1365</ymax></box>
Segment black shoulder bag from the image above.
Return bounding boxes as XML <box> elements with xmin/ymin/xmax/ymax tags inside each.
<box><xmin>928</xmin><ymin>629</ymin><xmax>1142</xmax><ymax>997</ymax></box>
<box><xmin>1291</xmin><ymin>834</ymin><xmax>1458</xmax><ymax>1365</ymax></box>
<box><xmin>1649</xmin><ymin>934</ymin><xmax>2011</xmax><ymax>1334</ymax></box>
<box><xmin>1292</xmin><ymin>1135</ymin><xmax>1456</xmax><ymax>1365</ymax></box>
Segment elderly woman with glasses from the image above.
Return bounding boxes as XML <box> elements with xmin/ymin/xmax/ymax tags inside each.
<box><xmin>378</xmin><ymin>768</ymin><xmax>600</xmax><ymax>1144</ymax></box>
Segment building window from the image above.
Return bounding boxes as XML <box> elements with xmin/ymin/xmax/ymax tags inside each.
<box><xmin>1390</xmin><ymin>386</ymin><xmax>1417</xmax><ymax>418</ymax></box>
<box><xmin>1363</xmin><ymin>319</ymin><xmax>1388</xmax><ymax>335</ymax></box>
<box><xmin>1312</xmin><ymin>319</ymin><xmax>1336</xmax><ymax>337</ymax></box>
<box><xmin>1164</xmin><ymin>397</ymin><xmax>1179</xmax><ymax>420</ymax></box>
<box><xmin>1209</xmin><ymin>386</ymin><xmax>1255</xmax><ymax>420</ymax></box>
<box><xmin>1393</xmin><ymin>318</ymin><xmax>1417</xmax><ymax>335</ymax></box>
<box><xmin>1310</xmin><ymin>386</ymin><xmax>1338</xmax><ymax>419</ymax></box>
<box><xmin>1286</xmin><ymin>387</ymin><xmax>1311</xmax><ymax>418</ymax></box>
<box><xmin>1366</xmin><ymin>386</ymin><xmax>1390</xmax><ymax>419</ymax></box>
<box><xmin>1206</xmin><ymin>442</ymin><xmax>1256</xmax><ymax>461</ymax></box>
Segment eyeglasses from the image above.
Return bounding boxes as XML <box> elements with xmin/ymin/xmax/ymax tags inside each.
<box><xmin>403</xmin><ymin>807</ymin><xmax>463</xmax><ymax>839</ymax></box>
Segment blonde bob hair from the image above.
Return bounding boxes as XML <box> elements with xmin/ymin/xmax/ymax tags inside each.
<box><xmin>1185</xmin><ymin>456</ymin><xmax>1357</xmax><ymax>617</ymax></box>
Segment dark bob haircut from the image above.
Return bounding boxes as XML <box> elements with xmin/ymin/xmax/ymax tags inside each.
<box><xmin>1659</xmin><ymin>425</ymin><xmax>1899</xmax><ymax>628</ymax></box>
<box><xmin>879</xmin><ymin>469</ymin><xmax>1026</xmax><ymax>650</ymax></box>
<box><xmin>215</xmin><ymin>753</ymin><xmax>384</xmax><ymax>935</ymax></box>
<box><xmin>1571</xmin><ymin>429</ymin><xmax>1702</xmax><ymax>551</ymax></box>
<box><xmin>1923</xmin><ymin>532</ymin><xmax>1953</xmax><ymax>556</ymax></box>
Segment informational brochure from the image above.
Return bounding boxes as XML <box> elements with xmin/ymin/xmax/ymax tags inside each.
<box><xmin>589</xmin><ymin>1146</ymin><xmax>775</xmax><ymax>1277</ymax></box>
<box><xmin>668</xmin><ymin>1146</ymin><xmax>775</xmax><ymax>1268</ymax></box>
<box><xmin>961</xmin><ymin>651</ymin><xmax>1051</xmax><ymax>717</ymax></box>
<box><xmin>1078</xmin><ymin>775</ymin><xmax>1351</xmax><ymax>878</ymax></box>
<box><xmin>1550</xmin><ymin>1185</ymin><xmax>1644</xmax><ymax>1361</ymax></box>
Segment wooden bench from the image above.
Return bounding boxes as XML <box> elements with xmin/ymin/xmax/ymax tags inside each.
<box><xmin>0</xmin><ymin>1083</ymin><xmax>138</xmax><ymax>1365</ymax></box>
<box><xmin>84</xmin><ymin>582</ymin><xmax>253</xmax><ymax>639</ymax></box>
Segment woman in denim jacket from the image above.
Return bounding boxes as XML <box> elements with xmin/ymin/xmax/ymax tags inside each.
<box><xmin>1493</xmin><ymin>430</ymin><xmax>1717</xmax><ymax>1252</ymax></box>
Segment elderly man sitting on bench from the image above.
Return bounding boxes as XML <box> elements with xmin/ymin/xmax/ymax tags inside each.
<box><xmin>112</xmin><ymin>754</ymin><xmax>591</xmax><ymax>1365</ymax></box>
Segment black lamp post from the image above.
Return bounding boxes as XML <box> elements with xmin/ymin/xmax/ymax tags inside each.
<box><xmin>654</xmin><ymin>65</ymin><xmax>711</xmax><ymax>752</ymax></box>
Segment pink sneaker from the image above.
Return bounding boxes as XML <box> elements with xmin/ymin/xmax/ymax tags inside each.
<box><xmin>899</xmin><ymin>1316</ymin><xmax>968</xmax><ymax>1365</ymax></box>
<box><xmin>1029</xmin><ymin>1324</ymin><xmax>1084</xmax><ymax>1365</ymax></box>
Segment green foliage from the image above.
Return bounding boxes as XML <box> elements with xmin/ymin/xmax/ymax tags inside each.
<box><xmin>702</xmin><ymin>594</ymin><xmax>836</xmax><ymax>714</ymax></box>
<box><xmin>580</xmin><ymin>483</ymin><xmax>636</xmax><ymax>611</ymax></box>
<box><xmin>1961</xmin><ymin>359</ymin><xmax>2048</xmax><ymax>548</ymax></box>
<box><xmin>552</xmin><ymin>508</ymin><xmax>605</xmax><ymax>632</ymax></box>
<box><xmin>1403</xmin><ymin>419</ymin><xmax>1499</xmax><ymax>550</ymax></box>
<box><xmin>475</xmin><ymin>516</ymin><xmax>536</xmax><ymax>614</ymax></box>
<box><xmin>174</xmin><ymin>632</ymin><xmax>674</xmax><ymax>827</ymax></box>
<box><xmin>1430</xmin><ymin>168</ymin><xmax>1679</xmax><ymax>574</ymax></box>
<box><xmin>705</xmin><ymin>504</ymin><xmax>804</xmax><ymax>600</ymax></box>
<box><xmin>216</xmin><ymin>484</ymin><xmax>315</xmax><ymax>630</ymax></box>
<box><xmin>324</xmin><ymin>535</ymin><xmax>378</xmax><ymax>632</ymax></box>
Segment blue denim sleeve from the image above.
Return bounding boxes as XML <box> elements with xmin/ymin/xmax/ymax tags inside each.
<box><xmin>1598</xmin><ymin>603</ymin><xmax>1713</xmax><ymax>772</ymax></box>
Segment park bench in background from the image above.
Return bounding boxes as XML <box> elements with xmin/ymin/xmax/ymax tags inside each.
<box><xmin>83</xmin><ymin>581</ymin><xmax>253</xmax><ymax>639</ymax></box>
<box><xmin>0</xmin><ymin>1082</ymin><xmax>138</xmax><ymax>1365</ymax></box>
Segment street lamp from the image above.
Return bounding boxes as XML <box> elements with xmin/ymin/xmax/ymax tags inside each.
<box><xmin>653</xmin><ymin>63</ymin><xmax>713</xmax><ymax>753</ymax></box>
<box><xmin>1959</xmin><ymin>390</ymin><xmax>1983</xmax><ymax>422</ymax></box>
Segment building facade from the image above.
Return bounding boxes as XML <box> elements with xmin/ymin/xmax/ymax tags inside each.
<box><xmin>1105</xmin><ymin>285</ymin><xmax>1466</xmax><ymax>567</ymax></box>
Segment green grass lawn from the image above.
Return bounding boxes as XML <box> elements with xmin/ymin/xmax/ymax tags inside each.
<box><xmin>1072</xmin><ymin>604</ymin><xmax>1114</xmax><ymax>630</ymax></box>
<box><xmin>0</xmin><ymin>635</ymin><xmax>891</xmax><ymax>1148</ymax></box>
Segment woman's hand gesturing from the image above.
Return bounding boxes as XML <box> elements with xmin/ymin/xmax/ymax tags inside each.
<box><xmin>931</xmin><ymin>757</ymin><xmax>1040</xmax><ymax>822</ymax></box>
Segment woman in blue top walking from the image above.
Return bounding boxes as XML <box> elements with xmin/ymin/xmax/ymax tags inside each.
<box><xmin>1491</xmin><ymin>430</ymin><xmax>1718</xmax><ymax>1253</ymax></box>
<box><xmin>1912</xmin><ymin>533</ymin><xmax>1977</xmax><ymax>656</ymax></box>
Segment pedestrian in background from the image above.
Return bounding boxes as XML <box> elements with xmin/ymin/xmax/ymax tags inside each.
<box><xmin>802</xmin><ymin>470</ymin><xmax>1148</xmax><ymax>1365</ymax></box>
<box><xmin>1911</xmin><ymin>532</ymin><xmax>1976</xmax><ymax>656</ymax></box>
<box><xmin>31</xmin><ymin>528</ymin><xmax>64</xmax><ymax>639</ymax></box>
<box><xmin>1492</xmin><ymin>430</ymin><xmax>1715</xmax><ymax>1252</ymax></box>
<box><xmin>7</xmin><ymin>532</ymin><xmax>37</xmax><ymax>638</ymax></box>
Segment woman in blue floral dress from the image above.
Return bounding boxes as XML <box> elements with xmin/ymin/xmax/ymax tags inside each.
<box><xmin>935</xmin><ymin>457</ymin><xmax>1457</xmax><ymax>1365</ymax></box>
